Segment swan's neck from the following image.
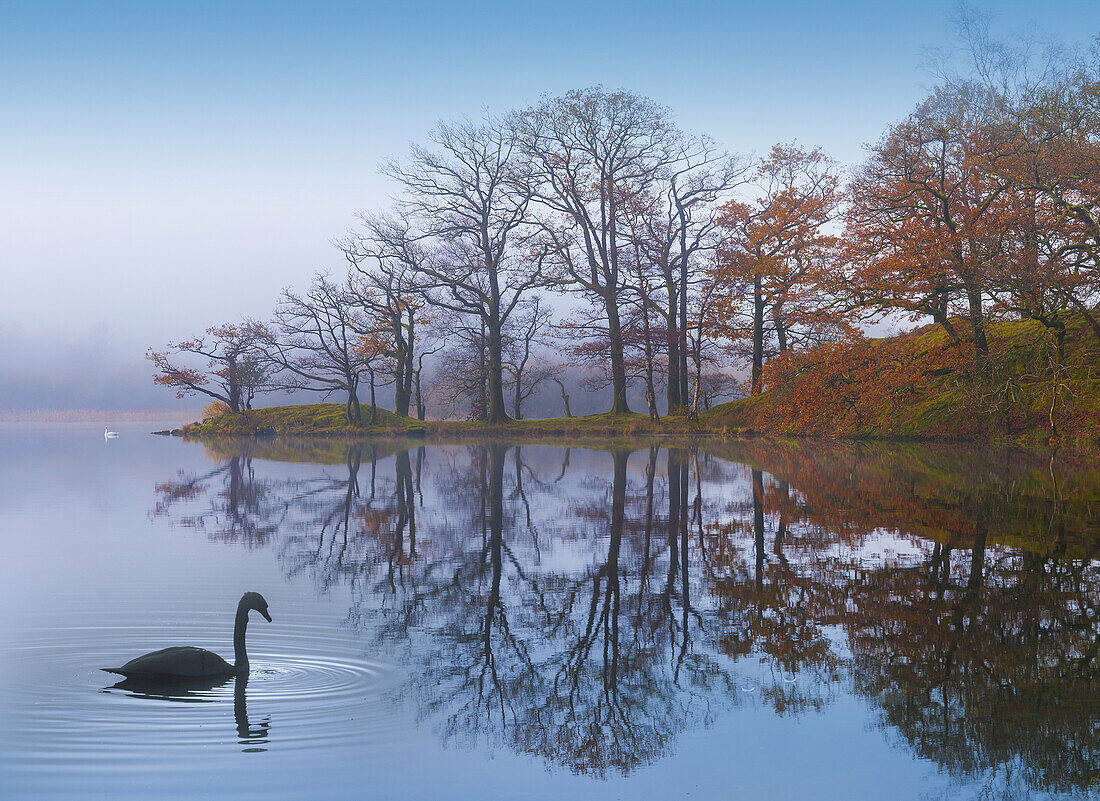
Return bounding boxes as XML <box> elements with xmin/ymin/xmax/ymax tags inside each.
<box><xmin>233</xmin><ymin>602</ymin><xmax>250</xmax><ymax>674</ymax></box>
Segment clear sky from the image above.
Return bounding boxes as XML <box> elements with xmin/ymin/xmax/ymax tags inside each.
<box><xmin>1</xmin><ymin>0</ymin><xmax>1097</xmax><ymax>410</ymax></box>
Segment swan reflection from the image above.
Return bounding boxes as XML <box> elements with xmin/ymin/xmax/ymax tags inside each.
<box><xmin>104</xmin><ymin>675</ymin><xmax>271</xmax><ymax>751</ymax></box>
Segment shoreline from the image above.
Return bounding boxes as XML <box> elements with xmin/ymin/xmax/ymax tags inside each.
<box><xmin>155</xmin><ymin>402</ymin><xmax>1098</xmax><ymax>452</ymax></box>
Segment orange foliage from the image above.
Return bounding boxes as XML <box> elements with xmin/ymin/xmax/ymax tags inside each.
<box><xmin>201</xmin><ymin>400</ymin><xmax>231</xmax><ymax>420</ymax></box>
<box><xmin>750</xmin><ymin>332</ymin><xmax>969</xmax><ymax>437</ymax></box>
<box><xmin>711</xmin><ymin>143</ymin><xmax>848</xmax><ymax>394</ymax></box>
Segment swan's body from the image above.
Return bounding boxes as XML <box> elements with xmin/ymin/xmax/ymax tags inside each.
<box><xmin>104</xmin><ymin>426</ymin><xmax>118</xmax><ymax>438</ymax></box>
<box><xmin>102</xmin><ymin>592</ymin><xmax>271</xmax><ymax>681</ymax></box>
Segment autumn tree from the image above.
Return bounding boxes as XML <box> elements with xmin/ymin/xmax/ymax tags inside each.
<box><xmin>148</xmin><ymin>322</ymin><xmax>273</xmax><ymax>412</ymax></box>
<box><xmin>844</xmin><ymin>84</ymin><xmax>1017</xmax><ymax>362</ymax></box>
<box><xmin>713</xmin><ymin>143</ymin><xmax>844</xmax><ymax>395</ymax></box>
<box><xmin>990</xmin><ymin>181</ymin><xmax>1094</xmax><ymax>357</ymax></box>
<box><xmin>986</xmin><ymin>43</ymin><xmax>1100</xmax><ymax>342</ymax></box>
<box><xmin>356</xmin><ymin>327</ymin><xmax>394</xmax><ymax>425</ymax></box>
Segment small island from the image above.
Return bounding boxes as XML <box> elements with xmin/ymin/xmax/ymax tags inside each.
<box><xmin>164</xmin><ymin>311</ymin><xmax>1100</xmax><ymax>449</ymax></box>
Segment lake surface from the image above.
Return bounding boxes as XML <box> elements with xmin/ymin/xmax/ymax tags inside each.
<box><xmin>1</xmin><ymin>423</ymin><xmax>1098</xmax><ymax>800</ymax></box>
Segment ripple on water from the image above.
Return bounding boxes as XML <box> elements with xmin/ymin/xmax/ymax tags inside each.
<box><xmin>0</xmin><ymin>611</ymin><xmax>403</xmax><ymax>773</ymax></box>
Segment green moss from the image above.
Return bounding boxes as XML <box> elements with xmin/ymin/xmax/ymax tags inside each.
<box><xmin>184</xmin><ymin>403</ymin><xmax>413</xmax><ymax>437</ymax></box>
<box><xmin>182</xmin><ymin>403</ymin><xmax>718</xmax><ymax>444</ymax></box>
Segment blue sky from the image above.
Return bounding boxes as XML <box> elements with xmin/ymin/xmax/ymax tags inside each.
<box><xmin>1</xmin><ymin>0</ymin><xmax>1097</xmax><ymax>410</ymax></box>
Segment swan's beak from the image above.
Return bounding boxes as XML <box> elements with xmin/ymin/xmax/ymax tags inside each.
<box><xmin>260</xmin><ymin>609</ymin><xmax>272</xmax><ymax>622</ymax></box>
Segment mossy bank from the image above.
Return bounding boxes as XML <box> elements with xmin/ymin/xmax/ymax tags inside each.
<box><xmin>705</xmin><ymin>315</ymin><xmax>1100</xmax><ymax>447</ymax></box>
<box><xmin>170</xmin><ymin>403</ymin><xmax>718</xmax><ymax>443</ymax></box>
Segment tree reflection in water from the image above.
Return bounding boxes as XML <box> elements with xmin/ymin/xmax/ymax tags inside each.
<box><xmin>153</xmin><ymin>438</ymin><xmax>1100</xmax><ymax>790</ymax></box>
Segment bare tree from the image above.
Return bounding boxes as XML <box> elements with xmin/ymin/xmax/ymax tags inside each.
<box><xmin>428</xmin><ymin>314</ymin><xmax>492</xmax><ymax>420</ymax></box>
<box><xmin>413</xmin><ymin>344</ymin><xmax>442</xmax><ymax>421</ymax></box>
<box><xmin>551</xmin><ymin>376</ymin><xmax>573</xmax><ymax>417</ymax></box>
<box><xmin>518</xmin><ymin>87</ymin><xmax>681</xmax><ymax>415</ymax></box>
<box><xmin>654</xmin><ymin>138</ymin><xmax>750</xmax><ymax>412</ymax></box>
<box><xmin>684</xmin><ymin>276</ymin><xmax>727</xmax><ymax>417</ymax></box>
<box><xmin>259</xmin><ymin>274</ymin><xmax>367</xmax><ymax>425</ymax></box>
<box><xmin>339</xmin><ymin>212</ymin><xmax>429</xmax><ymax>418</ymax></box>
<box><xmin>503</xmin><ymin>297</ymin><xmax>554</xmax><ymax>419</ymax></box>
<box><xmin>622</xmin><ymin>203</ymin><xmax>668</xmax><ymax>420</ymax></box>
<box><xmin>382</xmin><ymin>114</ymin><xmax>545</xmax><ymax>423</ymax></box>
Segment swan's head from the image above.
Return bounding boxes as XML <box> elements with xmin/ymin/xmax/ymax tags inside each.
<box><xmin>241</xmin><ymin>591</ymin><xmax>272</xmax><ymax>622</ymax></box>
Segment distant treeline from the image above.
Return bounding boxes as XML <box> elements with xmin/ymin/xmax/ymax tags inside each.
<box><xmin>149</xmin><ymin>22</ymin><xmax>1100</xmax><ymax>426</ymax></box>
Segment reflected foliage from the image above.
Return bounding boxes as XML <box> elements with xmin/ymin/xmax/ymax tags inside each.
<box><xmin>153</xmin><ymin>438</ymin><xmax>1100</xmax><ymax>790</ymax></box>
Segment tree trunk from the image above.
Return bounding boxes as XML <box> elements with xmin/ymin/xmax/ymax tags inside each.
<box><xmin>226</xmin><ymin>355</ymin><xmax>242</xmax><ymax>412</ymax></box>
<box><xmin>773</xmin><ymin>305</ymin><xmax>788</xmax><ymax>353</ymax></box>
<box><xmin>471</xmin><ymin>320</ymin><xmax>488</xmax><ymax>421</ymax></box>
<box><xmin>553</xmin><ymin>378</ymin><xmax>572</xmax><ymax>417</ymax></box>
<box><xmin>640</xmin><ymin>292</ymin><xmax>659</xmax><ymax>421</ymax></box>
<box><xmin>486</xmin><ymin>267</ymin><xmax>509</xmax><ymax>423</ymax></box>
<box><xmin>963</xmin><ymin>277</ymin><xmax>988</xmax><ymax>360</ymax></box>
<box><xmin>401</xmin><ymin>313</ymin><xmax>416</xmax><ymax>417</ymax></box>
<box><xmin>678</xmin><ymin>260</ymin><xmax>690</xmax><ymax>409</ymax></box>
<box><xmin>665</xmin><ymin>275</ymin><xmax>681</xmax><ymax>415</ymax></box>
<box><xmin>368</xmin><ymin>370</ymin><xmax>377</xmax><ymax>425</ymax></box>
<box><xmin>751</xmin><ymin>277</ymin><xmax>765</xmax><ymax>395</ymax></box>
<box><xmin>346</xmin><ymin>383</ymin><xmax>362</xmax><ymax>426</ymax></box>
<box><xmin>691</xmin><ymin>347</ymin><xmax>702</xmax><ymax>417</ymax></box>
<box><xmin>605</xmin><ymin>293</ymin><xmax>631</xmax><ymax>415</ymax></box>
<box><xmin>414</xmin><ymin>367</ymin><xmax>425</xmax><ymax>420</ymax></box>
<box><xmin>513</xmin><ymin>371</ymin><xmax>523</xmax><ymax>420</ymax></box>
<box><xmin>393</xmin><ymin>361</ymin><xmax>410</xmax><ymax>417</ymax></box>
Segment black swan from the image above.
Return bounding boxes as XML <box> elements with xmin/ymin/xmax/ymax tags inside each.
<box><xmin>102</xmin><ymin>592</ymin><xmax>271</xmax><ymax>680</ymax></box>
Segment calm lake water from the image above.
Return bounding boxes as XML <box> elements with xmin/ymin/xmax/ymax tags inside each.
<box><xmin>1</xmin><ymin>423</ymin><xmax>1097</xmax><ymax>800</ymax></box>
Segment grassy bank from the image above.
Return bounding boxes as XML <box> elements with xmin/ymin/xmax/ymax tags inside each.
<box><xmin>176</xmin><ymin>403</ymin><xmax>714</xmax><ymax>442</ymax></box>
<box><xmin>703</xmin><ymin>314</ymin><xmax>1100</xmax><ymax>445</ymax></box>
<box><xmin>177</xmin><ymin>403</ymin><xmax>417</xmax><ymax>437</ymax></box>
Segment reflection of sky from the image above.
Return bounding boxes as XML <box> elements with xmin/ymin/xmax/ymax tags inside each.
<box><xmin>0</xmin><ymin>427</ymin><xmax>1089</xmax><ymax>800</ymax></box>
<box><xmin>827</xmin><ymin>533</ymin><xmax>932</xmax><ymax>565</ymax></box>
<box><xmin>3</xmin><ymin>1</ymin><xmax>1097</xmax><ymax>410</ymax></box>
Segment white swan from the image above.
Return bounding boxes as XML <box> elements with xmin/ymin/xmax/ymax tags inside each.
<box><xmin>104</xmin><ymin>426</ymin><xmax>119</xmax><ymax>439</ymax></box>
